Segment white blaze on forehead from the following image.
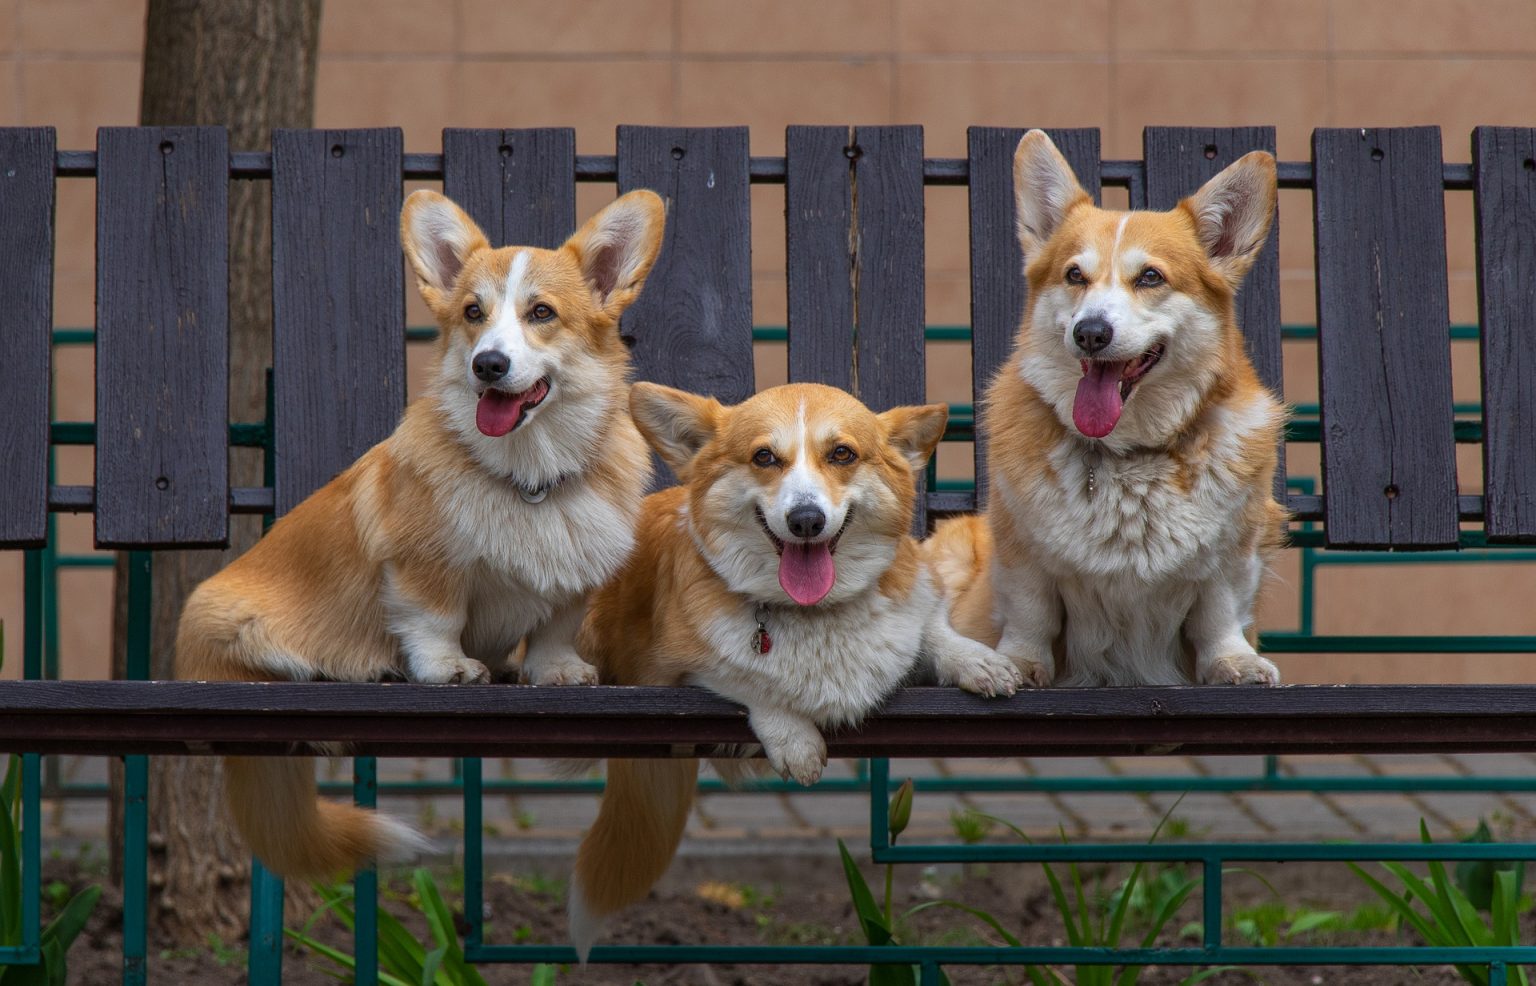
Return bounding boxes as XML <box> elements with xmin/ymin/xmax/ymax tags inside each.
<box><xmin>1109</xmin><ymin>214</ymin><xmax>1130</xmax><ymax>267</ymax></box>
<box><xmin>469</xmin><ymin>250</ymin><xmax>542</xmax><ymax>388</ymax></box>
<box><xmin>775</xmin><ymin>399</ymin><xmax>832</xmax><ymax>519</ymax></box>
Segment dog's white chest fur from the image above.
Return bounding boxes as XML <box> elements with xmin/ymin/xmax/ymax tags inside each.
<box><xmin>1001</xmin><ymin>400</ymin><xmax>1273</xmax><ymax>686</ymax></box>
<box><xmin>443</xmin><ymin>473</ymin><xmax>637</xmax><ymax>659</ymax></box>
<box><xmin>695</xmin><ymin>587</ymin><xmax>930</xmax><ymax>728</ymax></box>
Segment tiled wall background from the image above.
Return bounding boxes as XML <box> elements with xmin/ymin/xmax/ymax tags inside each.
<box><xmin>1</xmin><ymin>0</ymin><xmax>1534</xmax><ymax>684</ymax></box>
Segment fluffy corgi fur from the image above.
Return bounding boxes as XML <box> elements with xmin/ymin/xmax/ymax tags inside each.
<box><xmin>925</xmin><ymin>130</ymin><xmax>1287</xmax><ymax>688</ymax></box>
<box><xmin>567</xmin><ymin>382</ymin><xmax>1021</xmax><ymax>958</ymax></box>
<box><xmin>174</xmin><ymin>189</ymin><xmax>666</xmax><ymax>880</ymax></box>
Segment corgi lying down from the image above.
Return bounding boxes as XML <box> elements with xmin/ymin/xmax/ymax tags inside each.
<box><xmin>175</xmin><ymin>189</ymin><xmax>665</xmax><ymax>879</ymax></box>
<box><xmin>567</xmin><ymin>382</ymin><xmax>1021</xmax><ymax>958</ymax></box>
<box><xmin>926</xmin><ymin>129</ymin><xmax>1288</xmax><ymax>688</ymax></box>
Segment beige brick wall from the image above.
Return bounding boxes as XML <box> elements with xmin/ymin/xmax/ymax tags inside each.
<box><xmin>0</xmin><ymin>0</ymin><xmax>1532</xmax><ymax>684</ymax></box>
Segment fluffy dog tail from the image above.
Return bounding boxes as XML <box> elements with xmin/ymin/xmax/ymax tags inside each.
<box><xmin>568</xmin><ymin>758</ymin><xmax>700</xmax><ymax>962</ymax></box>
<box><xmin>224</xmin><ymin>757</ymin><xmax>428</xmax><ymax>881</ymax></box>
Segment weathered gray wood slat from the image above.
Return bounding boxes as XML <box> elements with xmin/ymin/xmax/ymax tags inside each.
<box><xmin>785</xmin><ymin>125</ymin><xmax>854</xmax><ymax>392</ymax></box>
<box><xmin>442</xmin><ymin>128</ymin><xmax>575</xmax><ymax>249</ymax></box>
<box><xmin>1312</xmin><ymin>127</ymin><xmax>1458</xmax><ymax>549</ymax></box>
<box><xmin>1473</xmin><ymin>126</ymin><xmax>1536</xmax><ymax>542</ymax></box>
<box><xmin>853</xmin><ymin>127</ymin><xmax>928</xmax><ymax>529</ymax></box>
<box><xmin>271</xmin><ymin>128</ymin><xmax>404</xmax><ymax>517</ymax></box>
<box><xmin>95</xmin><ymin>127</ymin><xmax>229</xmax><ymax>547</ymax></box>
<box><xmin>0</xmin><ymin>128</ymin><xmax>55</xmax><ymax>547</ymax></box>
<box><xmin>967</xmin><ymin>127</ymin><xmax>1101</xmax><ymax>504</ymax></box>
<box><xmin>617</xmin><ymin>126</ymin><xmax>754</xmax><ymax>484</ymax></box>
<box><xmin>1143</xmin><ymin>127</ymin><xmax>1286</xmax><ymax>502</ymax></box>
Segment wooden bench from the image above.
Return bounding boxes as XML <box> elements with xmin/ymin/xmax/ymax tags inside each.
<box><xmin>5</xmin><ymin>121</ymin><xmax>1536</xmax><ymax>986</ymax></box>
<box><xmin>2</xmin><ymin>121</ymin><xmax>1535</xmax><ymax>753</ymax></box>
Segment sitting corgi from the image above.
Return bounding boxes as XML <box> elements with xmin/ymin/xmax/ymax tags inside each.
<box><xmin>567</xmin><ymin>382</ymin><xmax>1021</xmax><ymax>957</ymax></box>
<box><xmin>926</xmin><ymin>129</ymin><xmax>1287</xmax><ymax>688</ymax></box>
<box><xmin>175</xmin><ymin>188</ymin><xmax>665</xmax><ymax>879</ymax></box>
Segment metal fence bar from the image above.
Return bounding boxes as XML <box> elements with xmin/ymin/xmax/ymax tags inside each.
<box><xmin>121</xmin><ymin>551</ymin><xmax>151</xmax><ymax>986</ymax></box>
<box><xmin>247</xmin><ymin>862</ymin><xmax>284</xmax><ymax>986</ymax></box>
<box><xmin>353</xmin><ymin>757</ymin><xmax>378</xmax><ymax>986</ymax></box>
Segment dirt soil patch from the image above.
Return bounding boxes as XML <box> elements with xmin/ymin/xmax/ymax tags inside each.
<box><xmin>52</xmin><ymin>848</ymin><xmax>1526</xmax><ymax>985</ymax></box>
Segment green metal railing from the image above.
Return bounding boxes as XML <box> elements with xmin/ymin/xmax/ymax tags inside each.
<box><xmin>11</xmin><ymin>320</ymin><xmax>1536</xmax><ymax>984</ymax></box>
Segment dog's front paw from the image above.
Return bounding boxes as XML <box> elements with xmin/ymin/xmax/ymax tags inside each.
<box><xmin>943</xmin><ymin>640</ymin><xmax>1023</xmax><ymax>698</ymax></box>
<box><xmin>414</xmin><ymin>655</ymin><xmax>491</xmax><ymax>685</ymax></box>
<box><xmin>1199</xmin><ymin>653</ymin><xmax>1280</xmax><ymax>686</ymax></box>
<box><xmin>764</xmin><ymin>732</ymin><xmax>827</xmax><ymax>787</ymax></box>
<box><xmin>522</xmin><ymin>654</ymin><xmax>599</xmax><ymax>686</ymax></box>
<box><xmin>999</xmin><ymin>650</ymin><xmax>1053</xmax><ymax>688</ymax></box>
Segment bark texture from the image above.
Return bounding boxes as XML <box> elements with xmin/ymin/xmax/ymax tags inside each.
<box><xmin>110</xmin><ymin>0</ymin><xmax>322</xmax><ymax>943</ymax></box>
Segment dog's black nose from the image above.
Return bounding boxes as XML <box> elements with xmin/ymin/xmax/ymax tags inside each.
<box><xmin>472</xmin><ymin>350</ymin><xmax>510</xmax><ymax>382</ymax></box>
<box><xmin>1072</xmin><ymin>317</ymin><xmax>1114</xmax><ymax>355</ymax></box>
<box><xmin>786</xmin><ymin>504</ymin><xmax>826</xmax><ymax>540</ymax></box>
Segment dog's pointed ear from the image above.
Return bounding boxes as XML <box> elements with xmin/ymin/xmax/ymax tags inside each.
<box><xmin>564</xmin><ymin>190</ymin><xmax>667</xmax><ymax>318</ymax></box>
<box><xmin>401</xmin><ymin>190</ymin><xmax>491</xmax><ymax>315</ymax></box>
<box><xmin>879</xmin><ymin>403</ymin><xmax>949</xmax><ymax>472</ymax></box>
<box><xmin>630</xmin><ymin>382</ymin><xmax>723</xmax><ymax>475</ymax></box>
<box><xmin>1013</xmin><ymin>129</ymin><xmax>1091</xmax><ymax>258</ymax></box>
<box><xmin>1182</xmin><ymin>151</ymin><xmax>1277</xmax><ymax>288</ymax></box>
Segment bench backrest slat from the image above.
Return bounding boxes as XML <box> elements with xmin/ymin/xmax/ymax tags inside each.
<box><xmin>95</xmin><ymin>126</ymin><xmax>229</xmax><ymax>547</ymax></box>
<box><xmin>787</xmin><ymin>125</ymin><xmax>928</xmax><ymax>528</ymax></box>
<box><xmin>1473</xmin><ymin>126</ymin><xmax>1536</xmax><ymax>543</ymax></box>
<box><xmin>966</xmin><ymin>127</ymin><xmax>1101</xmax><ymax>505</ymax></box>
<box><xmin>0</xmin><ymin>128</ymin><xmax>55</xmax><ymax>548</ymax></box>
<box><xmin>785</xmin><ymin>125</ymin><xmax>855</xmax><ymax>393</ymax></box>
<box><xmin>617</xmin><ymin>126</ymin><xmax>754</xmax><ymax>484</ymax></box>
<box><xmin>271</xmin><ymin>128</ymin><xmax>404</xmax><ymax>517</ymax></box>
<box><xmin>1144</xmin><ymin>126</ymin><xmax>1285</xmax><ymax>501</ymax></box>
<box><xmin>442</xmin><ymin>128</ymin><xmax>576</xmax><ymax>249</ymax></box>
<box><xmin>1313</xmin><ymin>126</ymin><xmax>1458</xmax><ymax>549</ymax></box>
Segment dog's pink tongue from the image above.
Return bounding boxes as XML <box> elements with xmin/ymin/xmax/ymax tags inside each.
<box><xmin>476</xmin><ymin>391</ymin><xmax>527</xmax><ymax>437</ymax></box>
<box><xmin>779</xmin><ymin>542</ymin><xmax>836</xmax><ymax>606</ymax></box>
<box><xmin>1072</xmin><ymin>361</ymin><xmax>1127</xmax><ymax>438</ymax></box>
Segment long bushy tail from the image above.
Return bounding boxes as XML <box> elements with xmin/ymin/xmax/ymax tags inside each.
<box><xmin>224</xmin><ymin>757</ymin><xmax>428</xmax><ymax>881</ymax></box>
<box><xmin>568</xmin><ymin>758</ymin><xmax>700</xmax><ymax>961</ymax></box>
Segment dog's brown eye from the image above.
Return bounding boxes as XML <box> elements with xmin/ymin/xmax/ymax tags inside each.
<box><xmin>1136</xmin><ymin>268</ymin><xmax>1165</xmax><ymax>288</ymax></box>
<box><xmin>829</xmin><ymin>444</ymin><xmax>857</xmax><ymax>465</ymax></box>
<box><xmin>464</xmin><ymin>302</ymin><xmax>484</xmax><ymax>322</ymax></box>
<box><xmin>531</xmin><ymin>303</ymin><xmax>556</xmax><ymax>321</ymax></box>
<box><xmin>751</xmin><ymin>448</ymin><xmax>778</xmax><ymax>468</ymax></box>
<box><xmin>1065</xmin><ymin>265</ymin><xmax>1086</xmax><ymax>285</ymax></box>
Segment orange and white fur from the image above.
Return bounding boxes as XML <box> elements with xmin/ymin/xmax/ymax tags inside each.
<box><xmin>174</xmin><ymin>189</ymin><xmax>665</xmax><ymax>879</ymax></box>
<box><xmin>568</xmin><ymin>383</ymin><xmax>1021</xmax><ymax>958</ymax></box>
<box><xmin>926</xmin><ymin>130</ymin><xmax>1287</xmax><ymax>688</ymax></box>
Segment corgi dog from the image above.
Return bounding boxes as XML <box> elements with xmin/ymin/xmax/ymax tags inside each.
<box><xmin>925</xmin><ymin>129</ymin><xmax>1287</xmax><ymax>688</ymax></box>
<box><xmin>174</xmin><ymin>188</ymin><xmax>666</xmax><ymax>879</ymax></box>
<box><xmin>567</xmin><ymin>382</ymin><xmax>1022</xmax><ymax>957</ymax></box>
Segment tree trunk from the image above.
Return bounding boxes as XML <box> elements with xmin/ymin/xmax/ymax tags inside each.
<box><xmin>109</xmin><ymin>0</ymin><xmax>321</xmax><ymax>944</ymax></box>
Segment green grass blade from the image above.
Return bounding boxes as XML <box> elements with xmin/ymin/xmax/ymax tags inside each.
<box><xmin>1068</xmin><ymin>861</ymin><xmax>1094</xmax><ymax>945</ymax></box>
<box><xmin>1137</xmin><ymin>880</ymin><xmax>1198</xmax><ymax>949</ymax></box>
<box><xmin>1378</xmin><ymin>862</ymin><xmax>1463</xmax><ymax>945</ymax></box>
<box><xmin>1492</xmin><ymin>870</ymin><xmax>1518</xmax><ymax>946</ymax></box>
<box><xmin>374</xmin><ymin>907</ymin><xmax>430</xmax><ymax>984</ymax></box>
<box><xmin>38</xmin><ymin>885</ymin><xmax>100</xmax><ymax>953</ymax></box>
<box><xmin>0</xmin><ymin>756</ymin><xmax>22</xmax><ymax>949</ymax></box>
<box><xmin>411</xmin><ymin>869</ymin><xmax>487</xmax><ymax>986</ymax></box>
<box><xmin>837</xmin><ymin>839</ymin><xmax>892</xmax><ymax>945</ymax></box>
<box><xmin>529</xmin><ymin>966</ymin><xmax>558</xmax><ymax>986</ymax></box>
<box><xmin>1106</xmin><ymin>859</ymin><xmax>1148</xmax><ymax>946</ymax></box>
<box><xmin>1347</xmin><ymin>863</ymin><xmax>1442</xmax><ymax>946</ymax></box>
<box><xmin>419</xmin><ymin>944</ymin><xmax>445</xmax><ymax>986</ymax></box>
<box><xmin>1040</xmin><ymin>862</ymin><xmax>1083</xmax><ymax>947</ymax></box>
<box><xmin>904</xmin><ymin>900</ymin><xmax>1022</xmax><ymax>948</ymax></box>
